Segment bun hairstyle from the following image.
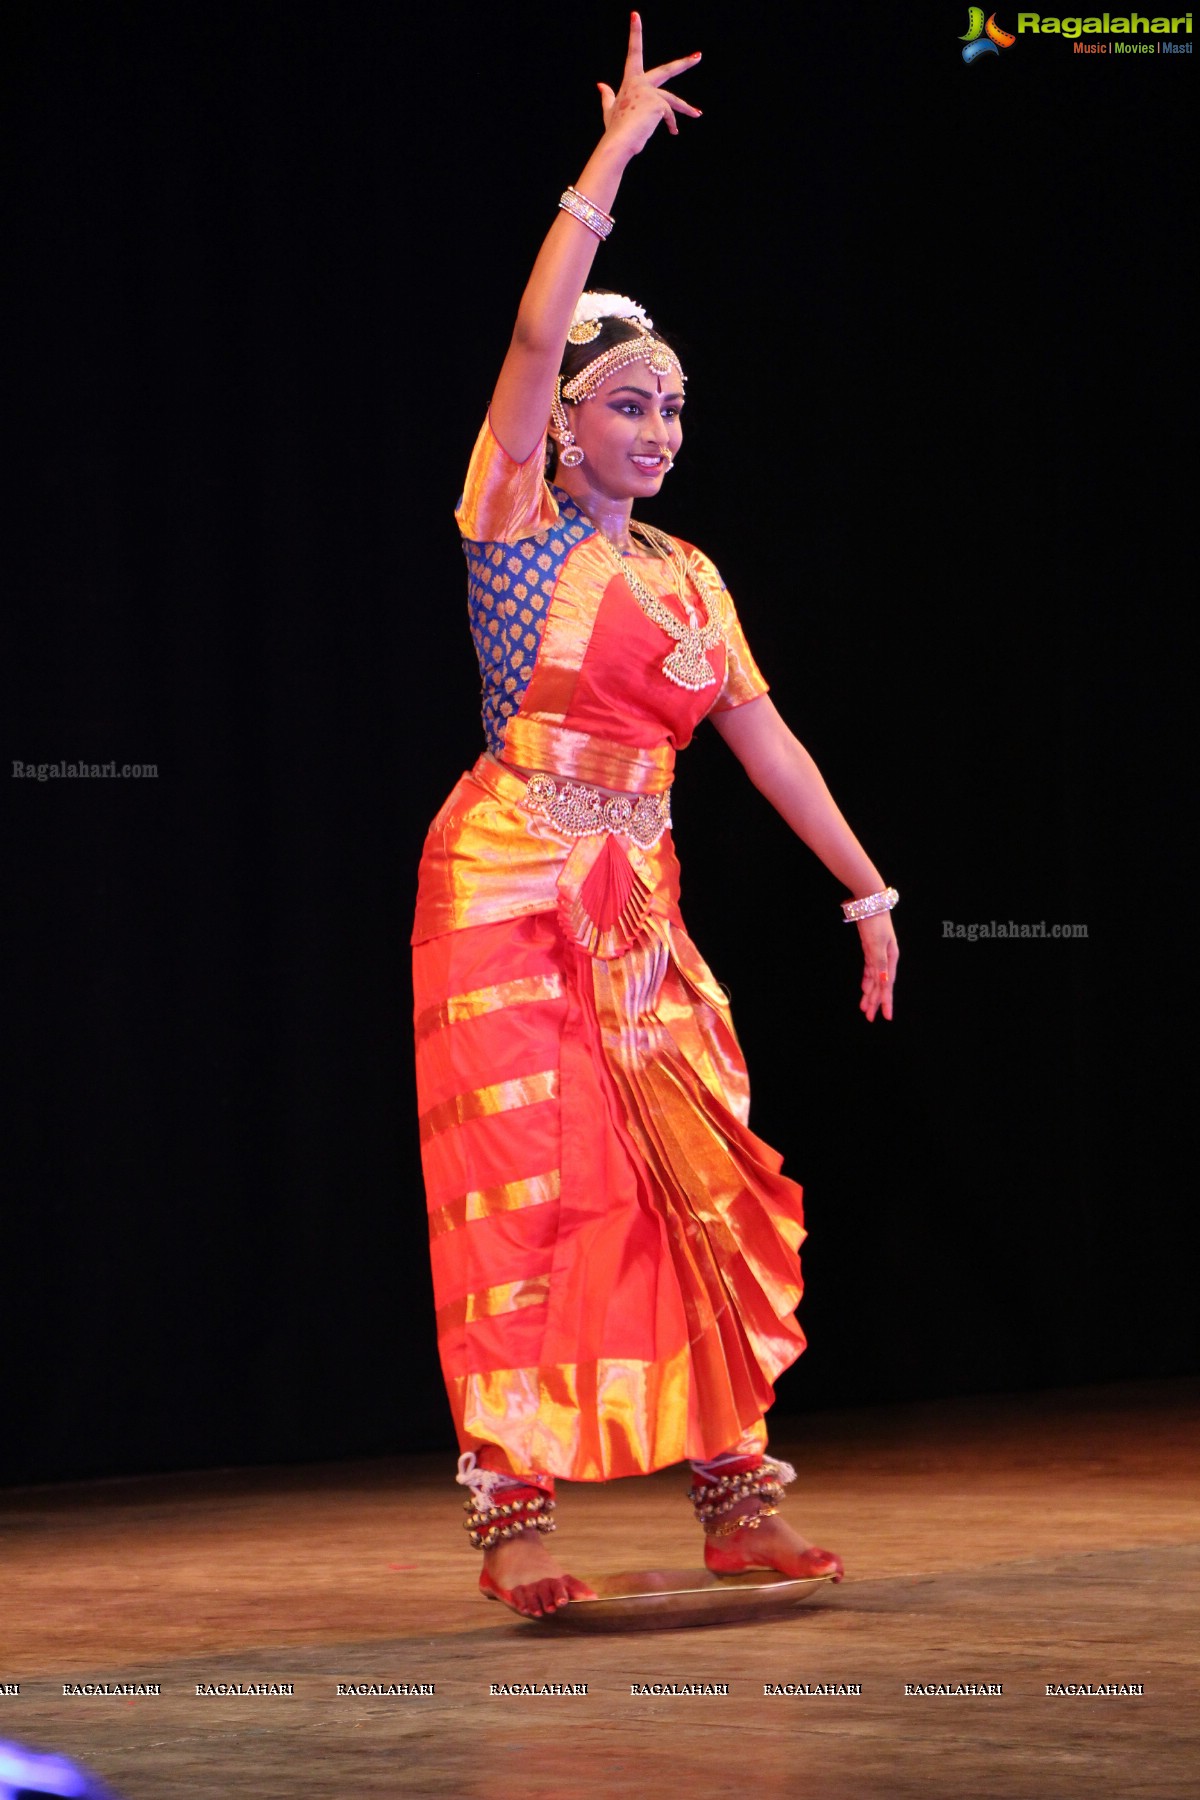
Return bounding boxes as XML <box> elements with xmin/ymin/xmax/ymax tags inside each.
<box><xmin>545</xmin><ymin>292</ymin><xmax>681</xmax><ymax>480</ymax></box>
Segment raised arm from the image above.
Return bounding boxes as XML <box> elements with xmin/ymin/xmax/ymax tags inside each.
<box><xmin>713</xmin><ymin>697</ymin><xmax>900</xmax><ymax>1021</ymax></box>
<box><xmin>489</xmin><ymin>14</ymin><xmax>703</xmax><ymax>463</ymax></box>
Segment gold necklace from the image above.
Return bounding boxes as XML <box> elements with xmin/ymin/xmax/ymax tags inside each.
<box><xmin>593</xmin><ymin>520</ymin><xmax>726</xmax><ymax>692</ymax></box>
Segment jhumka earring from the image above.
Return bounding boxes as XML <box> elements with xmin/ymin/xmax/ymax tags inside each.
<box><xmin>549</xmin><ymin>377</ymin><xmax>585</xmax><ymax>468</ymax></box>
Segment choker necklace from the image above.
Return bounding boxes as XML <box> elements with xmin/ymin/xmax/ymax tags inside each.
<box><xmin>593</xmin><ymin>519</ymin><xmax>725</xmax><ymax>691</ymax></box>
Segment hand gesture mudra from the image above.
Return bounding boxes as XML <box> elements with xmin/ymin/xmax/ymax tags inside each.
<box><xmin>597</xmin><ymin>12</ymin><xmax>702</xmax><ymax>155</ymax></box>
<box><xmin>858</xmin><ymin>914</ymin><xmax>899</xmax><ymax>1023</ymax></box>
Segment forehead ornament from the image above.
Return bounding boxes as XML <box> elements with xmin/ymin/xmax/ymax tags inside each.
<box><xmin>561</xmin><ymin>321</ymin><xmax>685</xmax><ymax>404</ymax></box>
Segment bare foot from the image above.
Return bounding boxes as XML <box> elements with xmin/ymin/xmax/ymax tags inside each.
<box><xmin>480</xmin><ymin>1532</ymin><xmax>597</xmax><ymax>1618</ymax></box>
<box><xmin>703</xmin><ymin>1498</ymin><xmax>844</xmax><ymax>1582</ymax></box>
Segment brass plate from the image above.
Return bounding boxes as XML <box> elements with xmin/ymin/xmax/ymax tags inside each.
<box><xmin>522</xmin><ymin>1567</ymin><xmax>837</xmax><ymax>1632</ymax></box>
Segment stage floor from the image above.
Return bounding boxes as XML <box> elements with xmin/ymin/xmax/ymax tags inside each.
<box><xmin>2</xmin><ymin>1380</ymin><xmax>1197</xmax><ymax>1799</ymax></box>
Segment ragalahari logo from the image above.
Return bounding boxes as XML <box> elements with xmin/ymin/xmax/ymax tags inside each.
<box><xmin>960</xmin><ymin>8</ymin><xmax>1017</xmax><ymax>59</ymax></box>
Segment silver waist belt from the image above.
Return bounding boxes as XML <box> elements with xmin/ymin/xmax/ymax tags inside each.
<box><xmin>522</xmin><ymin>772</ymin><xmax>672</xmax><ymax>849</ymax></box>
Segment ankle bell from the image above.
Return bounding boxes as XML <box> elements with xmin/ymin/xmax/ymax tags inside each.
<box><xmin>462</xmin><ymin>1488</ymin><xmax>557</xmax><ymax>1550</ymax></box>
<box><xmin>455</xmin><ymin>1452</ymin><xmax>558</xmax><ymax>1551</ymax></box>
<box><xmin>687</xmin><ymin>1456</ymin><xmax>796</xmax><ymax>1530</ymax></box>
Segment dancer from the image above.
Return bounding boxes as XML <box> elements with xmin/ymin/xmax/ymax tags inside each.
<box><xmin>413</xmin><ymin>15</ymin><xmax>898</xmax><ymax>1618</ymax></box>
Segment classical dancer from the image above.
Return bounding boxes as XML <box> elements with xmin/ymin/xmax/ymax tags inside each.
<box><xmin>412</xmin><ymin>15</ymin><xmax>899</xmax><ymax>1618</ymax></box>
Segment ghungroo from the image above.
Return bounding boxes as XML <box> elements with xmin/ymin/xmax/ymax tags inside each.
<box><xmin>455</xmin><ymin>1451</ymin><xmax>557</xmax><ymax>1551</ymax></box>
<box><xmin>688</xmin><ymin>1456</ymin><xmax>796</xmax><ymax>1532</ymax></box>
<box><xmin>462</xmin><ymin>1486</ymin><xmax>557</xmax><ymax>1550</ymax></box>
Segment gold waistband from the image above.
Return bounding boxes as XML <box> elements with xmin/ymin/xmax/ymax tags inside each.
<box><xmin>524</xmin><ymin>773</ymin><xmax>672</xmax><ymax>848</ymax></box>
<box><xmin>499</xmin><ymin>718</ymin><xmax>675</xmax><ymax>796</ymax></box>
<box><xmin>470</xmin><ymin>754</ymin><xmax>672</xmax><ymax>849</ymax></box>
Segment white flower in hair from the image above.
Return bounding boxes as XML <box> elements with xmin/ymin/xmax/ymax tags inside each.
<box><xmin>571</xmin><ymin>292</ymin><xmax>653</xmax><ymax>329</ymax></box>
<box><xmin>566</xmin><ymin>293</ymin><xmax>658</xmax><ymax>345</ymax></box>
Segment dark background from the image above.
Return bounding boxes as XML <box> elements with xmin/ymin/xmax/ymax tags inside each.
<box><xmin>6</xmin><ymin>3</ymin><xmax>1193</xmax><ymax>1484</ymax></box>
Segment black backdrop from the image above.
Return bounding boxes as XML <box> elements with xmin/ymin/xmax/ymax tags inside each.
<box><xmin>6</xmin><ymin>3</ymin><xmax>1194</xmax><ymax>1485</ymax></box>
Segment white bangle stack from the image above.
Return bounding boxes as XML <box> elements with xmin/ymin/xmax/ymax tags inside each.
<box><xmin>558</xmin><ymin>185</ymin><xmax>615</xmax><ymax>240</ymax></box>
<box><xmin>841</xmin><ymin>887</ymin><xmax>899</xmax><ymax>923</ymax></box>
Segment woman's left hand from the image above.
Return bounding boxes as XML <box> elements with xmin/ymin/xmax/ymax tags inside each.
<box><xmin>857</xmin><ymin>915</ymin><xmax>898</xmax><ymax>1022</ymax></box>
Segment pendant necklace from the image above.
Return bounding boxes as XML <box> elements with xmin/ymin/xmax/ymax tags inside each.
<box><xmin>593</xmin><ymin>518</ymin><xmax>725</xmax><ymax>691</ymax></box>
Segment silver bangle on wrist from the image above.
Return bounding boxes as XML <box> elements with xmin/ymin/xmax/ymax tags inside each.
<box><xmin>842</xmin><ymin>887</ymin><xmax>899</xmax><ymax>923</ymax></box>
<box><xmin>558</xmin><ymin>185</ymin><xmax>615</xmax><ymax>241</ymax></box>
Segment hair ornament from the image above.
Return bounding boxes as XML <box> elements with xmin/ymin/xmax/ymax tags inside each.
<box><xmin>570</xmin><ymin>292</ymin><xmax>654</xmax><ymax>331</ymax></box>
<box><xmin>552</xmin><ymin>292</ymin><xmax>684</xmax><ymax>439</ymax></box>
<box><xmin>561</xmin><ymin>330</ymin><xmax>685</xmax><ymax>405</ymax></box>
<box><xmin>626</xmin><ymin>318</ymin><xmax>678</xmax><ymax>378</ymax></box>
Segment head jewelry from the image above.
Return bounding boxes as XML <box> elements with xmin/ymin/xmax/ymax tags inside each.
<box><xmin>549</xmin><ymin>294</ymin><xmax>684</xmax><ymax>468</ymax></box>
<box><xmin>559</xmin><ymin>293</ymin><xmax>684</xmax><ymax>404</ymax></box>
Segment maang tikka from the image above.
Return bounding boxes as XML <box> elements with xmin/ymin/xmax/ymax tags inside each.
<box><xmin>561</xmin><ymin>318</ymin><xmax>684</xmax><ymax>404</ymax></box>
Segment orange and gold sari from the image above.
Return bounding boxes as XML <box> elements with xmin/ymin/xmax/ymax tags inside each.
<box><xmin>412</xmin><ymin>419</ymin><xmax>807</xmax><ymax>1482</ymax></box>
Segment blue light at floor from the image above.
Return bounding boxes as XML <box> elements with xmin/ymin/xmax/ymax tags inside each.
<box><xmin>0</xmin><ymin>1739</ymin><xmax>126</xmax><ymax>1800</ymax></box>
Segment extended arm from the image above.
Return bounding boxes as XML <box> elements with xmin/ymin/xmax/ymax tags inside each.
<box><xmin>489</xmin><ymin>15</ymin><xmax>702</xmax><ymax>463</ymax></box>
<box><xmin>712</xmin><ymin>696</ymin><xmax>899</xmax><ymax>1020</ymax></box>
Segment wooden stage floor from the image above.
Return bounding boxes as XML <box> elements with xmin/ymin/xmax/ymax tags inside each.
<box><xmin>2</xmin><ymin>1380</ymin><xmax>1197</xmax><ymax>1799</ymax></box>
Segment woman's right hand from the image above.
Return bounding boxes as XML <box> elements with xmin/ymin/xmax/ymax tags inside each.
<box><xmin>596</xmin><ymin>13</ymin><xmax>703</xmax><ymax>159</ymax></box>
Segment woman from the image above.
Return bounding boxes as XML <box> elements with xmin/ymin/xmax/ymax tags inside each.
<box><xmin>413</xmin><ymin>15</ymin><xmax>898</xmax><ymax>1619</ymax></box>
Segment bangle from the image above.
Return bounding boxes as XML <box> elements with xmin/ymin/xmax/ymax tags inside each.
<box><xmin>558</xmin><ymin>186</ymin><xmax>614</xmax><ymax>241</ymax></box>
<box><xmin>842</xmin><ymin>887</ymin><xmax>899</xmax><ymax>923</ymax></box>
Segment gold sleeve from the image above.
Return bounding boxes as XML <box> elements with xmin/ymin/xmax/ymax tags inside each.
<box><xmin>713</xmin><ymin>594</ymin><xmax>770</xmax><ymax>711</ymax></box>
<box><xmin>454</xmin><ymin>413</ymin><xmax>561</xmax><ymax>544</ymax></box>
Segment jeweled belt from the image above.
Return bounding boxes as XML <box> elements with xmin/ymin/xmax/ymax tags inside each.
<box><xmin>522</xmin><ymin>772</ymin><xmax>672</xmax><ymax>849</ymax></box>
